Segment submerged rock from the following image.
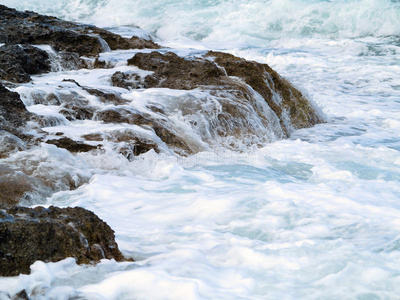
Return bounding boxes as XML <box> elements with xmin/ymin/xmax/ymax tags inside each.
<box><xmin>0</xmin><ymin>165</ymin><xmax>49</xmax><ymax>207</ymax></box>
<box><xmin>95</xmin><ymin>107</ymin><xmax>193</xmax><ymax>155</ymax></box>
<box><xmin>45</xmin><ymin>137</ymin><xmax>98</xmax><ymax>153</ymax></box>
<box><xmin>0</xmin><ymin>157</ymin><xmax>89</xmax><ymax>207</ymax></box>
<box><xmin>84</xmin><ymin>129</ymin><xmax>160</xmax><ymax>159</ymax></box>
<box><xmin>0</xmin><ymin>132</ymin><xmax>26</xmax><ymax>159</ymax></box>
<box><xmin>0</xmin><ymin>139</ymin><xmax>93</xmax><ymax>207</ymax></box>
<box><xmin>0</xmin><ymin>206</ymin><xmax>126</xmax><ymax>277</ymax></box>
<box><xmin>84</xmin><ymin>87</ymin><xmax>128</xmax><ymax>105</ymax></box>
<box><xmin>59</xmin><ymin>100</ymin><xmax>96</xmax><ymax>121</ymax></box>
<box><xmin>111</xmin><ymin>71</ymin><xmax>146</xmax><ymax>90</ymax></box>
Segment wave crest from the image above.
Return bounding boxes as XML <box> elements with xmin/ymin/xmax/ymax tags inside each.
<box><xmin>4</xmin><ymin>0</ymin><xmax>400</xmax><ymax>44</ymax></box>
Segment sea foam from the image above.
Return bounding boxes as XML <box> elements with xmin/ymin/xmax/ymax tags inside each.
<box><xmin>1</xmin><ymin>0</ymin><xmax>400</xmax><ymax>299</ymax></box>
<box><xmin>4</xmin><ymin>0</ymin><xmax>400</xmax><ymax>45</ymax></box>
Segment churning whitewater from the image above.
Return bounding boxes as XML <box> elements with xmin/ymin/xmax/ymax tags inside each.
<box><xmin>1</xmin><ymin>0</ymin><xmax>400</xmax><ymax>299</ymax></box>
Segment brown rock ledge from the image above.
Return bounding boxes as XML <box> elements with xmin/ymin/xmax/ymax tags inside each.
<box><xmin>0</xmin><ymin>205</ymin><xmax>128</xmax><ymax>277</ymax></box>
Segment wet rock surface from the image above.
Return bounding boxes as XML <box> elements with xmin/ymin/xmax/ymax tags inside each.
<box><xmin>205</xmin><ymin>51</ymin><xmax>321</xmax><ymax>130</ymax></box>
<box><xmin>83</xmin><ymin>129</ymin><xmax>160</xmax><ymax>159</ymax></box>
<box><xmin>129</xmin><ymin>36</ymin><xmax>160</xmax><ymax>50</ymax></box>
<box><xmin>111</xmin><ymin>71</ymin><xmax>146</xmax><ymax>90</ymax></box>
<box><xmin>128</xmin><ymin>51</ymin><xmax>225</xmax><ymax>90</ymax></box>
<box><xmin>45</xmin><ymin>137</ymin><xmax>98</xmax><ymax>153</ymax></box>
<box><xmin>0</xmin><ymin>132</ymin><xmax>26</xmax><ymax>159</ymax></box>
<box><xmin>0</xmin><ymin>83</ymin><xmax>31</xmax><ymax>135</ymax></box>
<box><xmin>0</xmin><ymin>206</ymin><xmax>126</xmax><ymax>277</ymax></box>
<box><xmin>95</xmin><ymin>107</ymin><xmax>193</xmax><ymax>155</ymax></box>
<box><xmin>128</xmin><ymin>51</ymin><xmax>323</xmax><ymax>136</ymax></box>
<box><xmin>0</xmin><ymin>165</ymin><xmax>47</xmax><ymax>207</ymax></box>
<box><xmin>0</xmin><ymin>45</ymin><xmax>51</xmax><ymax>83</ymax></box>
<box><xmin>0</xmin><ymin>5</ymin><xmax>159</xmax><ymax>57</ymax></box>
<box><xmin>0</xmin><ymin>152</ymin><xmax>90</xmax><ymax>207</ymax></box>
<box><xmin>84</xmin><ymin>87</ymin><xmax>128</xmax><ymax>105</ymax></box>
<box><xmin>0</xmin><ymin>5</ymin><xmax>160</xmax><ymax>82</ymax></box>
<box><xmin>59</xmin><ymin>100</ymin><xmax>96</xmax><ymax>121</ymax></box>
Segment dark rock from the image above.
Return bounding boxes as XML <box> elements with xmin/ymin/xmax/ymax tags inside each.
<box><xmin>45</xmin><ymin>137</ymin><xmax>97</xmax><ymax>153</ymax></box>
<box><xmin>0</xmin><ymin>5</ymin><xmax>100</xmax><ymax>56</ymax></box>
<box><xmin>0</xmin><ymin>83</ymin><xmax>30</xmax><ymax>135</ymax></box>
<box><xmin>0</xmin><ymin>131</ymin><xmax>26</xmax><ymax>158</ymax></box>
<box><xmin>0</xmin><ymin>24</ymin><xmax>100</xmax><ymax>58</ymax></box>
<box><xmin>0</xmin><ymin>206</ymin><xmax>126</xmax><ymax>277</ymax></box>
<box><xmin>0</xmin><ymin>5</ymin><xmax>160</xmax><ymax>59</ymax></box>
<box><xmin>93</xmin><ymin>57</ymin><xmax>107</xmax><ymax>69</ymax></box>
<box><xmin>120</xmin><ymin>139</ymin><xmax>159</xmax><ymax>158</ymax></box>
<box><xmin>85</xmin><ymin>28</ymin><xmax>160</xmax><ymax>51</ymax></box>
<box><xmin>95</xmin><ymin>108</ymin><xmax>130</xmax><ymax>123</ymax></box>
<box><xmin>84</xmin><ymin>88</ymin><xmax>128</xmax><ymax>105</ymax></box>
<box><xmin>81</xmin><ymin>133</ymin><xmax>104</xmax><ymax>141</ymax></box>
<box><xmin>11</xmin><ymin>290</ymin><xmax>29</xmax><ymax>300</ymax></box>
<box><xmin>0</xmin><ymin>84</ymin><xmax>27</xmax><ymax>116</ymax></box>
<box><xmin>128</xmin><ymin>51</ymin><xmax>323</xmax><ymax>136</ymax></box>
<box><xmin>95</xmin><ymin>108</ymin><xmax>192</xmax><ymax>154</ymax></box>
<box><xmin>59</xmin><ymin>101</ymin><xmax>95</xmax><ymax>121</ymax></box>
<box><xmin>111</xmin><ymin>71</ymin><xmax>145</xmax><ymax>90</ymax></box>
<box><xmin>82</xmin><ymin>130</ymin><xmax>159</xmax><ymax>159</ymax></box>
<box><xmin>85</xmin><ymin>28</ymin><xmax>132</xmax><ymax>51</ymax></box>
<box><xmin>95</xmin><ymin>108</ymin><xmax>150</xmax><ymax>125</ymax></box>
<box><xmin>29</xmin><ymin>114</ymin><xmax>67</xmax><ymax>128</ymax></box>
<box><xmin>62</xmin><ymin>78</ymin><xmax>82</xmax><ymax>87</ymax></box>
<box><xmin>0</xmin><ymin>152</ymin><xmax>91</xmax><ymax>207</ymax></box>
<box><xmin>56</xmin><ymin>52</ymin><xmax>86</xmax><ymax>70</ymax></box>
<box><xmin>205</xmin><ymin>51</ymin><xmax>322</xmax><ymax>130</ymax></box>
<box><xmin>147</xmin><ymin>105</ymin><xmax>166</xmax><ymax>115</ymax></box>
<box><xmin>150</xmin><ymin>122</ymin><xmax>193</xmax><ymax>155</ymax></box>
<box><xmin>127</xmin><ymin>51</ymin><xmax>225</xmax><ymax>90</ymax></box>
<box><xmin>129</xmin><ymin>36</ymin><xmax>160</xmax><ymax>50</ymax></box>
<box><xmin>0</xmin><ymin>165</ymin><xmax>49</xmax><ymax>207</ymax></box>
<box><xmin>0</xmin><ymin>45</ymin><xmax>51</xmax><ymax>83</ymax></box>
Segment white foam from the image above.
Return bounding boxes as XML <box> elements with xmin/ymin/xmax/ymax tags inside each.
<box><xmin>6</xmin><ymin>0</ymin><xmax>400</xmax><ymax>45</ymax></box>
<box><xmin>1</xmin><ymin>1</ymin><xmax>400</xmax><ymax>298</ymax></box>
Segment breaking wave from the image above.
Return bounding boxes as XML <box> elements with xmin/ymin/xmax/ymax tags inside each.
<box><xmin>2</xmin><ymin>0</ymin><xmax>400</xmax><ymax>46</ymax></box>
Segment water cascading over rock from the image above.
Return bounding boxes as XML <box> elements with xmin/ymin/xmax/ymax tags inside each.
<box><xmin>0</xmin><ymin>4</ymin><xmax>324</xmax><ymax>203</ymax></box>
<box><xmin>0</xmin><ymin>4</ymin><xmax>324</xmax><ymax>276</ymax></box>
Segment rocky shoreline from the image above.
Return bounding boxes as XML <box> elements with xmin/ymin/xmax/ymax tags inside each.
<box><xmin>0</xmin><ymin>3</ymin><xmax>323</xmax><ymax>288</ymax></box>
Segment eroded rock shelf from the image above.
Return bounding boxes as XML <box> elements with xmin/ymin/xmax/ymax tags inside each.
<box><xmin>0</xmin><ymin>4</ymin><xmax>324</xmax><ymax>279</ymax></box>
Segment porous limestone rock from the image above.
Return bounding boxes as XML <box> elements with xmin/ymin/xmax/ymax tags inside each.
<box><xmin>0</xmin><ymin>45</ymin><xmax>51</xmax><ymax>83</ymax></box>
<box><xmin>0</xmin><ymin>5</ymin><xmax>159</xmax><ymax>58</ymax></box>
<box><xmin>0</xmin><ymin>206</ymin><xmax>126</xmax><ymax>277</ymax></box>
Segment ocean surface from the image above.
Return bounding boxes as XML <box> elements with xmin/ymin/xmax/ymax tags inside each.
<box><xmin>1</xmin><ymin>0</ymin><xmax>400</xmax><ymax>299</ymax></box>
